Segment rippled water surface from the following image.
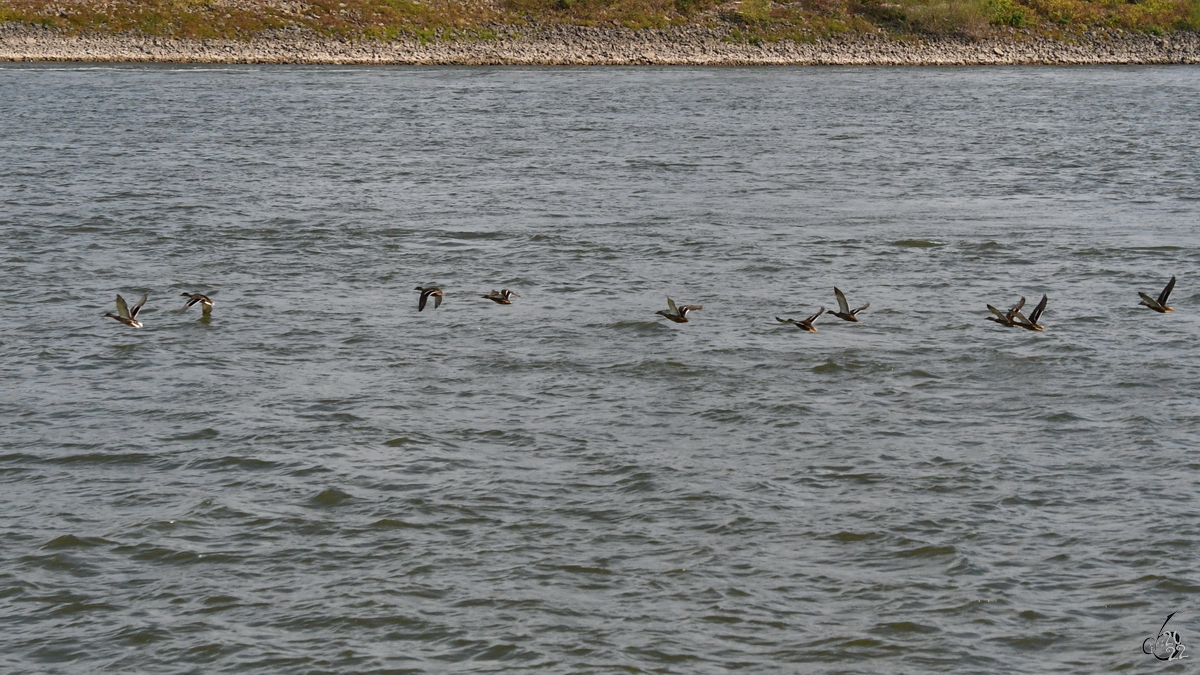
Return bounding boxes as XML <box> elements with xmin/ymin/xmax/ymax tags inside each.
<box><xmin>2</xmin><ymin>63</ymin><xmax>1200</xmax><ymax>673</ymax></box>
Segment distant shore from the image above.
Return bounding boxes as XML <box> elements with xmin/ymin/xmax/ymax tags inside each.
<box><xmin>3</xmin><ymin>23</ymin><xmax>1200</xmax><ymax>65</ymax></box>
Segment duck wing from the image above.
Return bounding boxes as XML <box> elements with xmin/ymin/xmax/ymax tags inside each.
<box><xmin>1158</xmin><ymin>276</ymin><xmax>1176</xmax><ymax>305</ymax></box>
<box><xmin>1138</xmin><ymin>292</ymin><xmax>1161</xmax><ymax>310</ymax></box>
<box><xmin>776</xmin><ymin>317</ymin><xmax>797</xmax><ymax>325</ymax></box>
<box><xmin>851</xmin><ymin>302</ymin><xmax>869</xmax><ymax>315</ymax></box>
<box><xmin>433</xmin><ymin>292</ymin><xmax>442</xmax><ymax>309</ymax></box>
<box><xmin>833</xmin><ymin>287</ymin><xmax>850</xmax><ymax>315</ymax></box>
<box><xmin>805</xmin><ymin>307</ymin><xmax>825</xmax><ymax>323</ymax></box>
<box><xmin>987</xmin><ymin>304</ymin><xmax>1008</xmax><ymax>320</ymax></box>
<box><xmin>1007</xmin><ymin>296</ymin><xmax>1026</xmax><ymax>318</ymax></box>
<box><xmin>128</xmin><ymin>294</ymin><xmax>147</xmax><ymax>319</ymax></box>
<box><xmin>418</xmin><ymin>290</ymin><xmax>429</xmax><ymax>311</ymax></box>
<box><xmin>1028</xmin><ymin>295</ymin><xmax>1047</xmax><ymax>324</ymax></box>
<box><xmin>115</xmin><ymin>294</ymin><xmax>131</xmax><ymax>320</ymax></box>
<box><xmin>666</xmin><ymin>297</ymin><xmax>678</xmax><ymax>316</ymax></box>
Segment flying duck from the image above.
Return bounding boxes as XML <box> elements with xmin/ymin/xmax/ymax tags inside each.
<box><xmin>180</xmin><ymin>292</ymin><xmax>213</xmax><ymax>314</ymax></box>
<box><xmin>1012</xmin><ymin>294</ymin><xmax>1048</xmax><ymax>331</ymax></box>
<box><xmin>415</xmin><ymin>286</ymin><xmax>443</xmax><ymax>311</ymax></box>
<box><xmin>103</xmin><ymin>293</ymin><xmax>147</xmax><ymax>328</ymax></box>
<box><xmin>482</xmin><ymin>289</ymin><xmax>520</xmax><ymax>305</ymax></box>
<box><xmin>656</xmin><ymin>297</ymin><xmax>702</xmax><ymax>323</ymax></box>
<box><xmin>828</xmin><ymin>287</ymin><xmax>869</xmax><ymax>322</ymax></box>
<box><xmin>986</xmin><ymin>296</ymin><xmax>1025</xmax><ymax>327</ymax></box>
<box><xmin>1138</xmin><ymin>276</ymin><xmax>1176</xmax><ymax>313</ymax></box>
<box><xmin>776</xmin><ymin>307</ymin><xmax>825</xmax><ymax>333</ymax></box>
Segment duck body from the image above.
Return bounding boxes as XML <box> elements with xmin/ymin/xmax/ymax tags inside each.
<box><xmin>776</xmin><ymin>307</ymin><xmax>824</xmax><ymax>333</ymax></box>
<box><xmin>103</xmin><ymin>293</ymin><xmax>147</xmax><ymax>328</ymax></box>
<box><xmin>415</xmin><ymin>286</ymin><xmax>443</xmax><ymax>311</ymax></box>
<box><xmin>656</xmin><ymin>297</ymin><xmax>701</xmax><ymax>323</ymax></box>
<box><xmin>181</xmin><ymin>292</ymin><xmax>213</xmax><ymax>314</ymax></box>
<box><xmin>829</xmin><ymin>287</ymin><xmax>869</xmax><ymax>322</ymax></box>
<box><xmin>1139</xmin><ymin>276</ymin><xmax>1176</xmax><ymax>313</ymax></box>
<box><xmin>482</xmin><ymin>289</ymin><xmax>520</xmax><ymax>305</ymax></box>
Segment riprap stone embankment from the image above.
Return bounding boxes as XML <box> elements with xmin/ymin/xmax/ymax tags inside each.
<box><xmin>3</xmin><ymin>23</ymin><xmax>1199</xmax><ymax>65</ymax></box>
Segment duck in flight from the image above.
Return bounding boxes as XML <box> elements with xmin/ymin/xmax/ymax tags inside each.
<box><xmin>986</xmin><ymin>296</ymin><xmax>1025</xmax><ymax>327</ymax></box>
<box><xmin>776</xmin><ymin>307</ymin><xmax>825</xmax><ymax>333</ymax></box>
<box><xmin>1138</xmin><ymin>276</ymin><xmax>1176</xmax><ymax>313</ymax></box>
<box><xmin>656</xmin><ymin>297</ymin><xmax>702</xmax><ymax>323</ymax></box>
<box><xmin>1012</xmin><ymin>294</ymin><xmax>1048</xmax><ymax>331</ymax></box>
<box><xmin>181</xmin><ymin>292</ymin><xmax>213</xmax><ymax>314</ymax></box>
<box><xmin>103</xmin><ymin>293</ymin><xmax>147</xmax><ymax>328</ymax></box>
<box><xmin>482</xmin><ymin>289</ymin><xmax>520</xmax><ymax>305</ymax></box>
<box><xmin>415</xmin><ymin>286</ymin><xmax>443</xmax><ymax>311</ymax></box>
<box><xmin>828</xmin><ymin>287</ymin><xmax>869</xmax><ymax>322</ymax></box>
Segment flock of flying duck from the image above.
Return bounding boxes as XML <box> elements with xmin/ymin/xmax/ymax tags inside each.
<box><xmin>102</xmin><ymin>277</ymin><xmax>1179</xmax><ymax>330</ymax></box>
<box><xmin>103</xmin><ymin>292</ymin><xmax>211</xmax><ymax>328</ymax></box>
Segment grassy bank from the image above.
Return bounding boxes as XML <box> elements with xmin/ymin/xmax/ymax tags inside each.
<box><xmin>2</xmin><ymin>0</ymin><xmax>1199</xmax><ymax>42</ymax></box>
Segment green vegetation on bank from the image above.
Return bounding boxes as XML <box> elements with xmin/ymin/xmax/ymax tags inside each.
<box><xmin>1</xmin><ymin>0</ymin><xmax>1198</xmax><ymax>41</ymax></box>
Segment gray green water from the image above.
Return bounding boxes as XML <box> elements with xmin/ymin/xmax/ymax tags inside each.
<box><xmin>2</xmin><ymin>64</ymin><xmax>1199</xmax><ymax>673</ymax></box>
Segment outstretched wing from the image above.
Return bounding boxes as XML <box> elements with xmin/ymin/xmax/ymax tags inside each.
<box><xmin>433</xmin><ymin>293</ymin><xmax>442</xmax><ymax>309</ymax></box>
<box><xmin>987</xmin><ymin>305</ymin><xmax>1008</xmax><ymax>320</ymax></box>
<box><xmin>833</xmin><ymin>287</ymin><xmax>849</xmax><ymax>315</ymax></box>
<box><xmin>418</xmin><ymin>291</ymin><xmax>429</xmax><ymax>311</ymax></box>
<box><xmin>1159</xmin><ymin>276</ymin><xmax>1176</xmax><ymax>305</ymax></box>
<box><xmin>129</xmin><ymin>294</ymin><xmax>147</xmax><ymax>319</ymax></box>
<box><xmin>1011</xmin><ymin>310</ymin><xmax>1031</xmax><ymax>326</ymax></box>
<box><xmin>805</xmin><ymin>307</ymin><xmax>825</xmax><ymax>323</ymax></box>
<box><xmin>851</xmin><ymin>302</ymin><xmax>869</xmax><ymax>315</ymax></box>
<box><xmin>1138</xmin><ymin>292</ymin><xmax>1161</xmax><ymax>309</ymax></box>
<box><xmin>1008</xmin><ymin>296</ymin><xmax>1026</xmax><ymax>318</ymax></box>
<box><xmin>1028</xmin><ymin>295</ymin><xmax>1048</xmax><ymax>324</ymax></box>
<box><xmin>115</xmin><ymin>294</ymin><xmax>130</xmax><ymax>320</ymax></box>
<box><xmin>776</xmin><ymin>317</ymin><xmax>796</xmax><ymax>325</ymax></box>
<box><xmin>666</xmin><ymin>297</ymin><xmax>678</xmax><ymax>316</ymax></box>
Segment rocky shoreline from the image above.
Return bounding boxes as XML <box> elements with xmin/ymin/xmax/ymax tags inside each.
<box><xmin>3</xmin><ymin>22</ymin><xmax>1200</xmax><ymax>65</ymax></box>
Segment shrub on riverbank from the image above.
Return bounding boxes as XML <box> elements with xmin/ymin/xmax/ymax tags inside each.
<box><xmin>1</xmin><ymin>0</ymin><xmax>1197</xmax><ymax>41</ymax></box>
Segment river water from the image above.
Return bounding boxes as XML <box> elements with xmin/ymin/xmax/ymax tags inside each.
<box><xmin>1</xmin><ymin>63</ymin><xmax>1199</xmax><ymax>673</ymax></box>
